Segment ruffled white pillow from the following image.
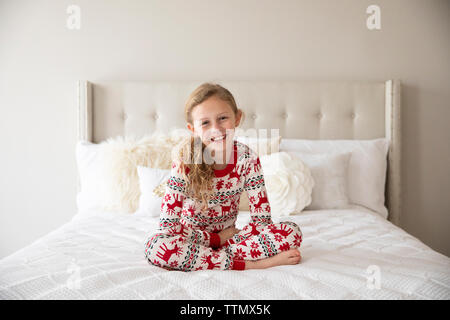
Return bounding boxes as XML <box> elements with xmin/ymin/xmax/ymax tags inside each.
<box><xmin>259</xmin><ymin>152</ymin><xmax>314</xmax><ymax>218</ymax></box>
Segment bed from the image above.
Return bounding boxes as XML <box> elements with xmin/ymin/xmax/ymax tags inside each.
<box><xmin>1</xmin><ymin>80</ymin><xmax>449</xmax><ymax>300</ymax></box>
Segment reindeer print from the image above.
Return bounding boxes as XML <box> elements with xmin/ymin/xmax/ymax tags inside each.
<box><xmin>251</xmin><ymin>191</ymin><xmax>269</xmax><ymax>213</ymax></box>
<box><xmin>228</xmin><ymin>168</ymin><xmax>241</xmax><ymax>183</ymax></box>
<box><xmin>243</xmin><ymin>223</ymin><xmax>260</xmax><ymax>238</ymax></box>
<box><xmin>221</xmin><ymin>204</ymin><xmax>232</xmax><ymax>216</ymax></box>
<box><xmin>165</xmin><ymin>194</ymin><xmax>183</xmax><ymax>215</ymax></box>
<box><xmin>200</xmin><ymin>255</ymin><xmax>220</xmax><ymax>269</ymax></box>
<box><xmin>268</xmin><ymin>223</ymin><xmax>293</xmax><ymax>238</ymax></box>
<box><xmin>156</xmin><ymin>242</ymin><xmax>183</xmax><ymax>264</ymax></box>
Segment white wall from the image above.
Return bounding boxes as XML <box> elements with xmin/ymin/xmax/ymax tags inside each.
<box><xmin>1</xmin><ymin>0</ymin><xmax>449</xmax><ymax>258</ymax></box>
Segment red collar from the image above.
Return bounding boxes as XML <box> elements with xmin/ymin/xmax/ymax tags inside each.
<box><xmin>213</xmin><ymin>141</ymin><xmax>238</xmax><ymax>177</ymax></box>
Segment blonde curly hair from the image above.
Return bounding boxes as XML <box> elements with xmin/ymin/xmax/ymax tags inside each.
<box><xmin>176</xmin><ymin>82</ymin><xmax>245</xmax><ymax>211</ymax></box>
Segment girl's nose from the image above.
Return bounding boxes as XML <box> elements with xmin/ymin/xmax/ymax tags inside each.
<box><xmin>211</xmin><ymin>121</ymin><xmax>223</xmax><ymax>132</ymax></box>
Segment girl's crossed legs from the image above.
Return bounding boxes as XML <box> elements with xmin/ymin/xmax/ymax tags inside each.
<box><xmin>223</xmin><ymin>221</ymin><xmax>303</xmax><ymax>269</ymax></box>
<box><xmin>144</xmin><ymin>221</ymin><xmax>302</xmax><ymax>271</ymax></box>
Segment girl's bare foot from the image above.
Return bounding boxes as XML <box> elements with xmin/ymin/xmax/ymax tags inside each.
<box><xmin>245</xmin><ymin>249</ymin><xmax>302</xmax><ymax>270</ymax></box>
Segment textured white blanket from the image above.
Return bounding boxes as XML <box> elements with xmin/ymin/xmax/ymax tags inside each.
<box><xmin>1</xmin><ymin>206</ymin><xmax>449</xmax><ymax>299</ymax></box>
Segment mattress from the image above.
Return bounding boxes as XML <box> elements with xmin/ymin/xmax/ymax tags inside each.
<box><xmin>1</xmin><ymin>205</ymin><xmax>449</xmax><ymax>300</ymax></box>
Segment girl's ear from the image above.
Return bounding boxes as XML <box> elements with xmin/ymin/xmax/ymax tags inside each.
<box><xmin>187</xmin><ymin>122</ymin><xmax>194</xmax><ymax>133</ymax></box>
<box><xmin>235</xmin><ymin>109</ymin><xmax>243</xmax><ymax>127</ymax></box>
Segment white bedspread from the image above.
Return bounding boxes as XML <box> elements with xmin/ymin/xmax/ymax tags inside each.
<box><xmin>1</xmin><ymin>206</ymin><xmax>449</xmax><ymax>300</ymax></box>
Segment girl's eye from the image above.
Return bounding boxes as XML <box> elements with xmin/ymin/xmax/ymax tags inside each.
<box><xmin>200</xmin><ymin>116</ymin><xmax>227</xmax><ymax>126</ymax></box>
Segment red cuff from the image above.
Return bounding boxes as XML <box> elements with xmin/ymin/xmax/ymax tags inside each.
<box><xmin>209</xmin><ymin>232</ymin><xmax>221</xmax><ymax>249</ymax></box>
<box><xmin>232</xmin><ymin>259</ymin><xmax>246</xmax><ymax>270</ymax></box>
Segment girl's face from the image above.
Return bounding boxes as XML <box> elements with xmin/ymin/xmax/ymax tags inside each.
<box><xmin>187</xmin><ymin>96</ymin><xmax>241</xmax><ymax>154</ymax></box>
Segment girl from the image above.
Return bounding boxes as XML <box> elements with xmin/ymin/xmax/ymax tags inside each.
<box><xmin>144</xmin><ymin>83</ymin><xmax>303</xmax><ymax>271</ymax></box>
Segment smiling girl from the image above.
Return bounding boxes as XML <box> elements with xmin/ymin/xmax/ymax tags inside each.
<box><xmin>144</xmin><ymin>83</ymin><xmax>303</xmax><ymax>271</ymax></box>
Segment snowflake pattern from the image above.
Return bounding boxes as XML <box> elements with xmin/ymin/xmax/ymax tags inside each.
<box><xmin>207</xmin><ymin>208</ymin><xmax>219</xmax><ymax>217</ymax></box>
<box><xmin>293</xmin><ymin>234</ymin><xmax>302</xmax><ymax>247</ymax></box>
<box><xmin>234</xmin><ymin>248</ymin><xmax>247</xmax><ymax>260</ymax></box>
<box><xmin>274</xmin><ymin>234</ymin><xmax>283</xmax><ymax>242</ymax></box>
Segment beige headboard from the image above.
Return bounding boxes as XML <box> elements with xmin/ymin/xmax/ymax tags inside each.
<box><xmin>77</xmin><ymin>80</ymin><xmax>401</xmax><ymax>225</ymax></box>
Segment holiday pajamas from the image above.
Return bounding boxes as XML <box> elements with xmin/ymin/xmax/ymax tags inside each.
<box><xmin>144</xmin><ymin>140</ymin><xmax>303</xmax><ymax>271</ymax></box>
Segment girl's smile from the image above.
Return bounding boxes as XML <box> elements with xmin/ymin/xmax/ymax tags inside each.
<box><xmin>210</xmin><ymin>133</ymin><xmax>226</xmax><ymax>142</ymax></box>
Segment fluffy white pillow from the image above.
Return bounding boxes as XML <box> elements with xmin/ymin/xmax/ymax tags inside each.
<box><xmin>280</xmin><ymin>138</ymin><xmax>389</xmax><ymax>218</ymax></box>
<box><xmin>135</xmin><ymin>166</ymin><xmax>171</xmax><ymax>217</ymax></box>
<box><xmin>259</xmin><ymin>152</ymin><xmax>314</xmax><ymax>218</ymax></box>
<box><xmin>290</xmin><ymin>152</ymin><xmax>351</xmax><ymax>210</ymax></box>
<box><xmin>75</xmin><ymin>129</ymin><xmax>190</xmax><ymax>214</ymax></box>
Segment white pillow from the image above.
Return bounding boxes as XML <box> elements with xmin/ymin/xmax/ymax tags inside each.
<box><xmin>259</xmin><ymin>152</ymin><xmax>314</xmax><ymax>218</ymax></box>
<box><xmin>280</xmin><ymin>138</ymin><xmax>389</xmax><ymax>218</ymax></box>
<box><xmin>290</xmin><ymin>152</ymin><xmax>351</xmax><ymax>210</ymax></box>
<box><xmin>135</xmin><ymin>166</ymin><xmax>171</xmax><ymax>217</ymax></box>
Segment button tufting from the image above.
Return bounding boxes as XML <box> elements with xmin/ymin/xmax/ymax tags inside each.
<box><xmin>351</xmin><ymin>113</ymin><xmax>356</xmax><ymax>119</ymax></box>
<box><xmin>317</xmin><ymin>112</ymin><xmax>323</xmax><ymax>119</ymax></box>
<box><xmin>251</xmin><ymin>114</ymin><xmax>257</xmax><ymax>120</ymax></box>
<box><xmin>122</xmin><ymin>112</ymin><xmax>128</xmax><ymax>120</ymax></box>
<box><xmin>153</xmin><ymin>113</ymin><xmax>159</xmax><ymax>120</ymax></box>
<box><xmin>282</xmin><ymin>113</ymin><xmax>288</xmax><ymax>119</ymax></box>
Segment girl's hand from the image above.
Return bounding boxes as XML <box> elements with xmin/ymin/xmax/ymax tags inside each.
<box><xmin>218</xmin><ymin>226</ymin><xmax>241</xmax><ymax>246</ymax></box>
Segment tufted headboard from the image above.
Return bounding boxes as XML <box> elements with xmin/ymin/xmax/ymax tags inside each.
<box><xmin>77</xmin><ymin>80</ymin><xmax>401</xmax><ymax>225</ymax></box>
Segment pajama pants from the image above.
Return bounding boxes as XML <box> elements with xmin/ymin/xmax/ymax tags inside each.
<box><xmin>144</xmin><ymin>221</ymin><xmax>302</xmax><ymax>271</ymax></box>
